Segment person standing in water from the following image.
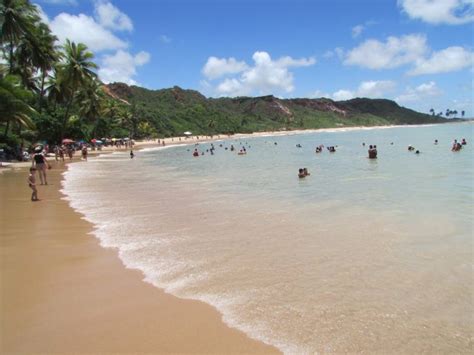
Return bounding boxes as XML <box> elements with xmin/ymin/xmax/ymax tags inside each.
<box><xmin>32</xmin><ymin>150</ymin><xmax>50</xmax><ymax>185</ymax></box>
<box><xmin>368</xmin><ymin>145</ymin><xmax>377</xmax><ymax>159</ymax></box>
<box><xmin>28</xmin><ymin>167</ymin><xmax>39</xmax><ymax>201</ymax></box>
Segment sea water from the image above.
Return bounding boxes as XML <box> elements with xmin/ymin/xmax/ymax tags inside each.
<box><xmin>62</xmin><ymin>123</ymin><xmax>473</xmax><ymax>353</ymax></box>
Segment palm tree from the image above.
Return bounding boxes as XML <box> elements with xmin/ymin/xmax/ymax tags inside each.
<box><xmin>116</xmin><ymin>108</ymin><xmax>133</xmax><ymax>135</ymax></box>
<box><xmin>0</xmin><ymin>74</ymin><xmax>36</xmax><ymax>137</ymax></box>
<box><xmin>462</xmin><ymin>110</ymin><xmax>465</xmax><ymax>118</ymax></box>
<box><xmin>77</xmin><ymin>78</ymin><xmax>105</xmax><ymax>137</ymax></box>
<box><xmin>57</xmin><ymin>40</ymin><xmax>98</xmax><ymax>140</ymax></box>
<box><xmin>45</xmin><ymin>69</ymin><xmax>67</xmax><ymax>109</ymax></box>
<box><xmin>33</xmin><ymin>23</ymin><xmax>61</xmax><ymax>110</ymax></box>
<box><xmin>429</xmin><ymin>108</ymin><xmax>435</xmax><ymax>116</ymax></box>
<box><xmin>0</xmin><ymin>0</ymin><xmax>40</xmax><ymax>74</ymax></box>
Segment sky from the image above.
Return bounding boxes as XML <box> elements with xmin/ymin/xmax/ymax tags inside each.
<box><xmin>36</xmin><ymin>0</ymin><xmax>473</xmax><ymax>116</ymax></box>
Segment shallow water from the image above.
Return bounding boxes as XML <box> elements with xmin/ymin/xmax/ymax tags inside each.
<box><xmin>62</xmin><ymin>123</ymin><xmax>473</xmax><ymax>353</ymax></box>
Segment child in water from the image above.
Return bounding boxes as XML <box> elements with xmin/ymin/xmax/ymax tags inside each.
<box><xmin>28</xmin><ymin>167</ymin><xmax>38</xmax><ymax>201</ymax></box>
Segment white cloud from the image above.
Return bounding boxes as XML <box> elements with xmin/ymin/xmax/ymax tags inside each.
<box><xmin>352</xmin><ymin>25</ymin><xmax>364</xmax><ymax>38</ymax></box>
<box><xmin>396</xmin><ymin>81</ymin><xmax>442</xmax><ymax>102</ymax></box>
<box><xmin>202</xmin><ymin>57</ymin><xmax>248</xmax><ymax>80</ymax></box>
<box><xmin>216</xmin><ymin>78</ymin><xmax>248</xmax><ymax>96</ymax></box>
<box><xmin>95</xmin><ymin>0</ymin><xmax>133</xmax><ymax>32</ymax></box>
<box><xmin>333</xmin><ymin>90</ymin><xmax>355</xmax><ymax>101</ymax></box>
<box><xmin>331</xmin><ymin>80</ymin><xmax>397</xmax><ymax>101</ymax></box>
<box><xmin>308</xmin><ymin>90</ymin><xmax>330</xmax><ymax>98</ymax></box>
<box><xmin>159</xmin><ymin>35</ymin><xmax>172</xmax><ymax>43</ymax></box>
<box><xmin>344</xmin><ymin>34</ymin><xmax>428</xmax><ymax>69</ymax></box>
<box><xmin>50</xmin><ymin>13</ymin><xmax>128</xmax><ymax>52</ymax></box>
<box><xmin>204</xmin><ymin>51</ymin><xmax>316</xmax><ymax>97</ymax></box>
<box><xmin>357</xmin><ymin>80</ymin><xmax>397</xmax><ymax>97</ymax></box>
<box><xmin>351</xmin><ymin>20</ymin><xmax>378</xmax><ymax>39</ymax></box>
<box><xmin>408</xmin><ymin>46</ymin><xmax>474</xmax><ymax>75</ymax></box>
<box><xmin>99</xmin><ymin>50</ymin><xmax>151</xmax><ymax>85</ymax></box>
<box><xmin>323</xmin><ymin>47</ymin><xmax>345</xmax><ymax>60</ymax></box>
<box><xmin>398</xmin><ymin>0</ymin><xmax>474</xmax><ymax>25</ymax></box>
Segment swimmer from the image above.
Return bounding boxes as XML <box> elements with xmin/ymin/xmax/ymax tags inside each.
<box><xmin>368</xmin><ymin>145</ymin><xmax>377</xmax><ymax>159</ymax></box>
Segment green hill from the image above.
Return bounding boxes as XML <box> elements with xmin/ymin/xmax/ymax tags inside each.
<box><xmin>106</xmin><ymin>83</ymin><xmax>449</xmax><ymax>137</ymax></box>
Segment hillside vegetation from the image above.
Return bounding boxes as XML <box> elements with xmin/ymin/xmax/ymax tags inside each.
<box><xmin>106</xmin><ymin>83</ymin><xmax>449</xmax><ymax>137</ymax></box>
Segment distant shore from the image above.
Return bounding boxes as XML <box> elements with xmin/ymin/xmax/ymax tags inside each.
<box><xmin>0</xmin><ymin>153</ymin><xmax>278</xmax><ymax>353</ymax></box>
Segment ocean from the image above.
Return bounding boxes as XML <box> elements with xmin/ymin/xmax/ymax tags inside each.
<box><xmin>62</xmin><ymin>123</ymin><xmax>473</xmax><ymax>353</ymax></box>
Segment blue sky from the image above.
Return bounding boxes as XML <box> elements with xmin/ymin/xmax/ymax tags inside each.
<box><xmin>37</xmin><ymin>0</ymin><xmax>473</xmax><ymax>116</ymax></box>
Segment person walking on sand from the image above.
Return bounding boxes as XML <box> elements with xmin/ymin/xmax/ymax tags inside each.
<box><xmin>81</xmin><ymin>145</ymin><xmax>88</xmax><ymax>161</ymax></box>
<box><xmin>32</xmin><ymin>150</ymin><xmax>51</xmax><ymax>185</ymax></box>
<box><xmin>28</xmin><ymin>167</ymin><xmax>39</xmax><ymax>201</ymax></box>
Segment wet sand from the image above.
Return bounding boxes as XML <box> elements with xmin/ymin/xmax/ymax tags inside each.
<box><xmin>0</xmin><ymin>160</ymin><xmax>278</xmax><ymax>353</ymax></box>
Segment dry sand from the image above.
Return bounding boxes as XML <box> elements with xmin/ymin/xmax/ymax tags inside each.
<box><xmin>0</xmin><ymin>158</ymin><xmax>278</xmax><ymax>353</ymax></box>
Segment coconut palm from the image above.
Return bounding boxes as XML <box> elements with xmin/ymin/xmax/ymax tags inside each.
<box><xmin>57</xmin><ymin>40</ymin><xmax>98</xmax><ymax>139</ymax></box>
<box><xmin>77</xmin><ymin>78</ymin><xmax>105</xmax><ymax>136</ymax></box>
<box><xmin>0</xmin><ymin>74</ymin><xmax>36</xmax><ymax>137</ymax></box>
<box><xmin>33</xmin><ymin>23</ymin><xmax>61</xmax><ymax>109</ymax></box>
<box><xmin>0</xmin><ymin>0</ymin><xmax>39</xmax><ymax>73</ymax></box>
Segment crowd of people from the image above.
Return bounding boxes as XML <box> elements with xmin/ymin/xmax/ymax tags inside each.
<box><xmin>24</xmin><ymin>135</ymin><xmax>468</xmax><ymax>201</ymax></box>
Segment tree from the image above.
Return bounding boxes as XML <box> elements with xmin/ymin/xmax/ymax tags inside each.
<box><xmin>0</xmin><ymin>74</ymin><xmax>36</xmax><ymax>138</ymax></box>
<box><xmin>77</xmin><ymin>78</ymin><xmax>104</xmax><ymax>137</ymax></box>
<box><xmin>462</xmin><ymin>110</ymin><xmax>465</xmax><ymax>118</ymax></box>
<box><xmin>33</xmin><ymin>23</ymin><xmax>61</xmax><ymax>110</ymax></box>
<box><xmin>56</xmin><ymin>40</ymin><xmax>98</xmax><ymax>140</ymax></box>
<box><xmin>0</xmin><ymin>0</ymin><xmax>40</xmax><ymax>73</ymax></box>
<box><xmin>429</xmin><ymin>108</ymin><xmax>435</xmax><ymax>116</ymax></box>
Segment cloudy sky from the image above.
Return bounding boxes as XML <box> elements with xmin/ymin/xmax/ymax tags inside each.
<box><xmin>37</xmin><ymin>0</ymin><xmax>473</xmax><ymax>116</ymax></box>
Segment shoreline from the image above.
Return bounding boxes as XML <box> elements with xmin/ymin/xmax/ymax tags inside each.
<box><xmin>0</xmin><ymin>157</ymin><xmax>278</xmax><ymax>353</ymax></box>
<box><xmin>2</xmin><ymin>121</ymin><xmax>471</xmax><ymax>352</ymax></box>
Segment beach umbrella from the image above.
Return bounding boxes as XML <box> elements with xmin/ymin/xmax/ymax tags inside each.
<box><xmin>183</xmin><ymin>131</ymin><xmax>192</xmax><ymax>136</ymax></box>
<box><xmin>123</xmin><ymin>137</ymin><xmax>130</xmax><ymax>141</ymax></box>
<box><xmin>34</xmin><ymin>144</ymin><xmax>43</xmax><ymax>153</ymax></box>
<box><xmin>62</xmin><ymin>138</ymin><xmax>75</xmax><ymax>144</ymax></box>
<box><xmin>95</xmin><ymin>140</ymin><xmax>103</xmax><ymax>144</ymax></box>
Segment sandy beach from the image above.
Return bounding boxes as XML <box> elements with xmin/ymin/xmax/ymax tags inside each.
<box><xmin>0</xmin><ymin>154</ymin><xmax>278</xmax><ymax>353</ymax></box>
